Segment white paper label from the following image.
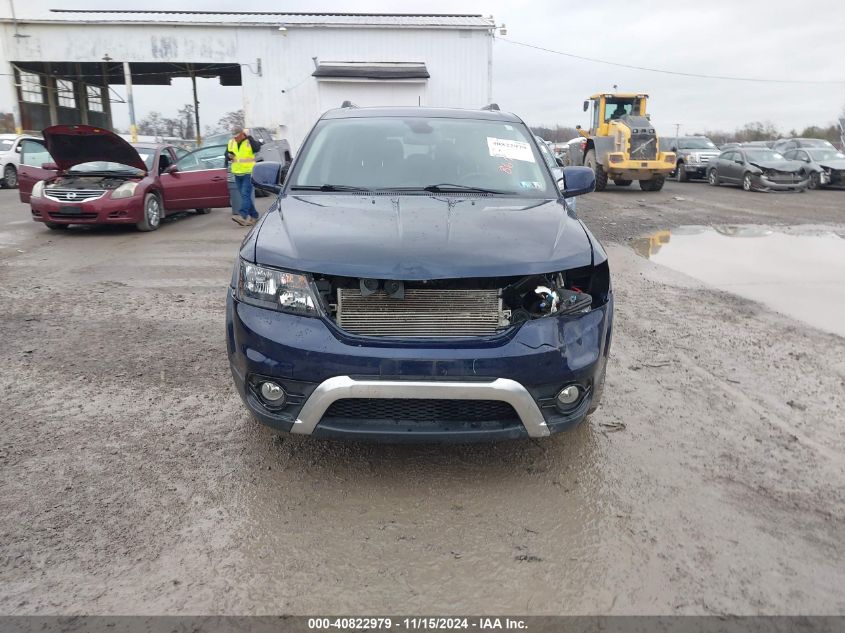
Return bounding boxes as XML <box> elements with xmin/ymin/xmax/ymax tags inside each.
<box><xmin>487</xmin><ymin>137</ymin><xmax>535</xmax><ymax>163</ymax></box>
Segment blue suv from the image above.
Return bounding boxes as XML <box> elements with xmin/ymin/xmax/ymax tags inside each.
<box><xmin>226</xmin><ymin>106</ymin><xmax>612</xmax><ymax>442</ymax></box>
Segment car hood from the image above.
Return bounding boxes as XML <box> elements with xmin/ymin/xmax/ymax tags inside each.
<box><xmin>42</xmin><ymin>125</ymin><xmax>148</xmax><ymax>172</ymax></box>
<box><xmin>818</xmin><ymin>159</ymin><xmax>845</xmax><ymax>170</ymax></box>
<box><xmin>749</xmin><ymin>160</ymin><xmax>804</xmax><ymax>171</ymax></box>
<box><xmin>252</xmin><ymin>194</ymin><xmax>593</xmax><ymax>280</ymax></box>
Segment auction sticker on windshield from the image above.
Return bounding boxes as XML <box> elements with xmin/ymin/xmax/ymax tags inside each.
<box><xmin>487</xmin><ymin>137</ymin><xmax>535</xmax><ymax>162</ymax></box>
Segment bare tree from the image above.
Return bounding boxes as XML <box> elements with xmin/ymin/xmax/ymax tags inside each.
<box><xmin>217</xmin><ymin>109</ymin><xmax>245</xmax><ymax>133</ymax></box>
<box><xmin>178</xmin><ymin>104</ymin><xmax>196</xmax><ymax>140</ymax></box>
<box><xmin>137</xmin><ymin>111</ymin><xmax>166</xmax><ymax>136</ymax></box>
<box><xmin>530</xmin><ymin>125</ymin><xmax>581</xmax><ymax>142</ymax></box>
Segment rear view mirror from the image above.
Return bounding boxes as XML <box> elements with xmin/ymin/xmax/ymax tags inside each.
<box><xmin>251</xmin><ymin>161</ymin><xmax>284</xmax><ymax>194</ymax></box>
<box><xmin>559</xmin><ymin>166</ymin><xmax>595</xmax><ymax>197</ymax></box>
<box><xmin>583</xmin><ymin>100</ymin><xmax>589</xmax><ymax>112</ymax></box>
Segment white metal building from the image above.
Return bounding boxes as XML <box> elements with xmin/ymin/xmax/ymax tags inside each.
<box><xmin>0</xmin><ymin>10</ymin><xmax>495</xmax><ymax>150</ymax></box>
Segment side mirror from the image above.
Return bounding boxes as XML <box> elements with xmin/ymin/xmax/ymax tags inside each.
<box><xmin>15</xmin><ymin>145</ymin><xmax>22</xmax><ymax>153</ymax></box>
<box><xmin>41</xmin><ymin>162</ymin><xmax>58</xmax><ymax>171</ymax></box>
<box><xmin>555</xmin><ymin>157</ymin><xmax>565</xmax><ymax>167</ymax></box>
<box><xmin>165</xmin><ymin>164</ymin><xmax>179</xmax><ymax>174</ymax></box>
<box><xmin>583</xmin><ymin>100</ymin><xmax>589</xmax><ymax>112</ymax></box>
<box><xmin>251</xmin><ymin>161</ymin><xmax>284</xmax><ymax>193</ymax></box>
<box><xmin>734</xmin><ymin>158</ymin><xmax>744</xmax><ymax>164</ymax></box>
<box><xmin>558</xmin><ymin>166</ymin><xmax>595</xmax><ymax>198</ymax></box>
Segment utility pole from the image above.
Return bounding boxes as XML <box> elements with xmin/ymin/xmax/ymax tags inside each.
<box><xmin>101</xmin><ymin>54</ymin><xmax>113</xmax><ymax>130</ymax></box>
<box><xmin>674</xmin><ymin>123</ymin><xmax>681</xmax><ymax>139</ymax></box>
<box><xmin>123</xmin><ymin>62</ymin><xmax>137</xmax><ymax>142</ymax></box>
<box><xmin>189</xmin><ymin>64</ymin><xmax>201</xmax><ymax>145</ymax></box>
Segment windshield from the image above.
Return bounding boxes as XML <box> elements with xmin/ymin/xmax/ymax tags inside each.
<box><xmin>800</xmin><ymin>139</ymin><xmax>834</xmax><ymax>148</ymax></box>
<box><xmin>744</xmin><ymin>149</ymin><xmax>785</xmax><ymax>162</ymax></box>
<box><xmin>136</xmin><ymin>150</ymin><xmax>155</xmax><ymax>170</ymax></box>
<box><xmin>679</xmin><ymin>138</ymin><xmax>717</xmax><ymax>150</ymax></box>
<box><xmin>68</xmin><ymin>161</ymin><xmax>145</xmax><ymax>175</ymax></box>
<box><xmin>290</xmin><ymin>116</ymin><xmax>555</xmax><ymax>196</ymax></box>
<box><xmin>807</xmin><ymin>149</ymin><xmax>845</xmax><ymax>161</ymax></box>
<box><xmin>0</xmin><ymin>139</ymin><xmax>13</xmax><ymax>152</ymax></box>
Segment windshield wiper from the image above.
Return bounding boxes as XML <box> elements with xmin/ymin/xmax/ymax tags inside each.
<box><xmin>290</xmin><ymin>184</ymin><xmax>373</xmax><ymax>192</ymax></box>
<box><xmin>422</xmin><ymin>183</ymin><xmax>513</xmax><ymax>194</ymax></box>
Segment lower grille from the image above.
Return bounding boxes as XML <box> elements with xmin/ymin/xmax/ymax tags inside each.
<box><xmin>337</xmin><ymin>288</ymin><xmax>502</xmax><ymax>337</ymax></box>
<box><xmin>49</xmin><ymin>212</ymin><xmax>98</xmax><ymax>220</ymax></box>
<box><xmin>324</xmin><ymin>398</ymin><xmax>520</xmax><ymax>423</ymax></box>
<box><xmin>45</xmin><ymin>188</ymin><xmax>105</xmax><ymax>202</ymax></box>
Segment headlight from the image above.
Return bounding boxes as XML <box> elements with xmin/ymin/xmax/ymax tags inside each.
<box><xmin>31</xmin><ymin>181</ymin><xmax>45</xmax><ymax>198</ymax></box>
<box><xmin>111</xmin><ymin>182</ymin><xmax>138</xmax><ymax>199</ymax></box>
<box><xmin>236</xmin><ymin>260</ymin><xmax>318</xmax><ymax>315</ymax></box>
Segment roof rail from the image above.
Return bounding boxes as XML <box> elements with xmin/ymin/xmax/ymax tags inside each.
<box><xmin>480</xmin><ymin>103</ymin><xmax>500</xmax><ymax>111</ymax></box>
<box><xmin>340</xmin><ymin>100</ymin><xmax>358</xmax><ymax>108</ymax></box>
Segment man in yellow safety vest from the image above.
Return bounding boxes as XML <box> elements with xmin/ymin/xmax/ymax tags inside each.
<box><xmin>226</xmin><ymin>125</ymin><xmax>263</xmax><ymax>226</ymax></box>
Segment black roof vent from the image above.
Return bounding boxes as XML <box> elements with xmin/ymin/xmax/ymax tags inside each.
<box><xmin>481</xmin><ymin>103</ymin><xmax>500</xmax><ymax>111</ymax></box>
<box><xmin>340</xmin><ymin>100</ymin><xmax>358</xmax><ymax>108</ymax></box>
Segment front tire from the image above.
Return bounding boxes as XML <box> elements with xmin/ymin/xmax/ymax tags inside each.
<box><xmin>676</xmin><ymin>162</ymin><xmax>688</xmax><ymax>182</ymax></box>
<box><xmin>742</xmin><ymin>172</ymin><xmax>754</xmax><ymax>192</ymax></box>
<box><xmin>2</xmin><ymin>164</ymin><xmax>18</xmax><ymax>188</ymax></box>
<box><xmin>708</xmin><ymin>169</ymin><xmax>720</xmax><ymax>186</ymax></box>
<box><xmin>639</xmin><ymin>176</ymin><xmax>665</xmax><ymax>191</ymax></box>
<box><xmin>808</xmin><ymin>172</ymin><xmax>821</xmax><ymax>190</ymax></box>
<box><xmin>194</xmin><ymin>208</ymin><xmax>211</xmax><ymax>215</ymax></box>
<box><xmin>584</xmin><ymin>150</ymin><xmax>608</xmax><ymax>191</ymax></box>
<box><xmin>136</xmin><ymin>193</ymin><xmax>162</xmax><ymax>232</ymax></box>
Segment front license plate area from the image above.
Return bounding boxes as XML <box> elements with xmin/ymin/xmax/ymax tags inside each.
<box><xmin>60</xmin><ymin>206</ymin><xmax>83</xmax><ymax>215</ymax></box>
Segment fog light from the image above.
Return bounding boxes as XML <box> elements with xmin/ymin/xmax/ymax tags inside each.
<box><xmin>556</xmin><ymin>385</ymin><xmax>581</xmax><ymax>406</ymax></box>
<box><xmin>260</xmin><ymin>381</ymin><xmax>286</xmax><ymax>403</ymax></box>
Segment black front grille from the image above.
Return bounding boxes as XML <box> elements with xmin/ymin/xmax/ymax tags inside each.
<box><xmin>49</xmin><ymin>212</ymin><xmax>98</xmax><ymax>220</ymax></box>
<box><xmin>629</xmin><ymin>134</ymin><xmax>657</xmax><ymax>160</ymax></box>
<box><xmin>324</xmin><ymin>398</ymin><xmax>520</xmax><ymax>423</ymax></box>
<box><xmin>766</xmin><ymin>171</ymin><xmax>800</xmax><ymax>183</ymax></box>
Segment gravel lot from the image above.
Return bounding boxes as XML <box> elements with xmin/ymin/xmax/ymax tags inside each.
<box><xmin>1</xmin><ymin>182</ymin><xmax>843</xmax><ymax>615</ymax></box>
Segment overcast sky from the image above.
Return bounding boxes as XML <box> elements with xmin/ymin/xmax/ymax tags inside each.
<box><xmin>10</xmin><ymin>0</ymin><xmax>845</xmax><ymax>136</ymax></box>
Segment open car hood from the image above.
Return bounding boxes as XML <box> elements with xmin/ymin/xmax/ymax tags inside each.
<box><xmin>42</xmin><ymin>125</ymin><xmax>148</xmax><ymax>172</ymax></box>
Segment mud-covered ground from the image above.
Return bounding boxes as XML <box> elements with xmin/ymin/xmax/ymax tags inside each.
<box><xmin>1</xmin><ymin>181</ymin><xmax>843</xmax><ymax>615</ymax></box>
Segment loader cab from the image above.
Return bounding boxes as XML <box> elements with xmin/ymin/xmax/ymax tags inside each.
<box><xmin>583</xmin><ymin>93</ymin><xmax>649</xmax><ymax>136</ymax></box>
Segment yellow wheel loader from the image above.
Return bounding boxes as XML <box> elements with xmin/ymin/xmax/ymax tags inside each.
<box><xmin>573</xmin><ymin>93</ymin><xmax>675</xmax><ymax>191</ymax></box>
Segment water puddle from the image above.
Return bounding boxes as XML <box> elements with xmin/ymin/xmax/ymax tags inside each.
<box><xmin>632</xmin><ymin>225</ymin><xmax>845</xmax><ymax>337</ymax></box>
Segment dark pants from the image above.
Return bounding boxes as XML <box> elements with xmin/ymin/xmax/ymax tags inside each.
<box><xmin>235</xmin><ymin>174</ymin><xmax>259</xmax><ymax>219</ymax></box>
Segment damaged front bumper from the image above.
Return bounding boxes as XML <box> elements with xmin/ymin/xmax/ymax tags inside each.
<box><xmin>756</xmin><ymin>175</ymin><xmax>810</xmax><ymax>191</ymax></box>
<box><xmin>226</xmin><ymin>290</ymin><xmax>613</xmax><ymax>442</ymax></box>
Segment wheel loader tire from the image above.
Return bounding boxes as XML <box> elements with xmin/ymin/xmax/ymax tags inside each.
<box><xmin>639</xmin><ymin>176</ymin><xmax>666</xmax><ymax>192</ymax></box>
<box><xmin>613</xmin><ymin>178</ymin><xmax>632</xmax><ymax>186</ymax></box>
<box><xmin>585</xmin><ymin>150</ymin><xmax>608</xmax><ymax>191</ymax></box>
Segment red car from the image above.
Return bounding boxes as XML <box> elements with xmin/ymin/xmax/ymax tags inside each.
<box><xmin>19</xmin><ymin>125</ymin><xmax>231</xmax><ymax>231</ymax></box>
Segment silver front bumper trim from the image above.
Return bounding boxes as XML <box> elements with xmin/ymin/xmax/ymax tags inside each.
<box><xmin>290</xmin><ymin>376</ymin><xmax>551</xmax><ymax>438</ymax></box>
